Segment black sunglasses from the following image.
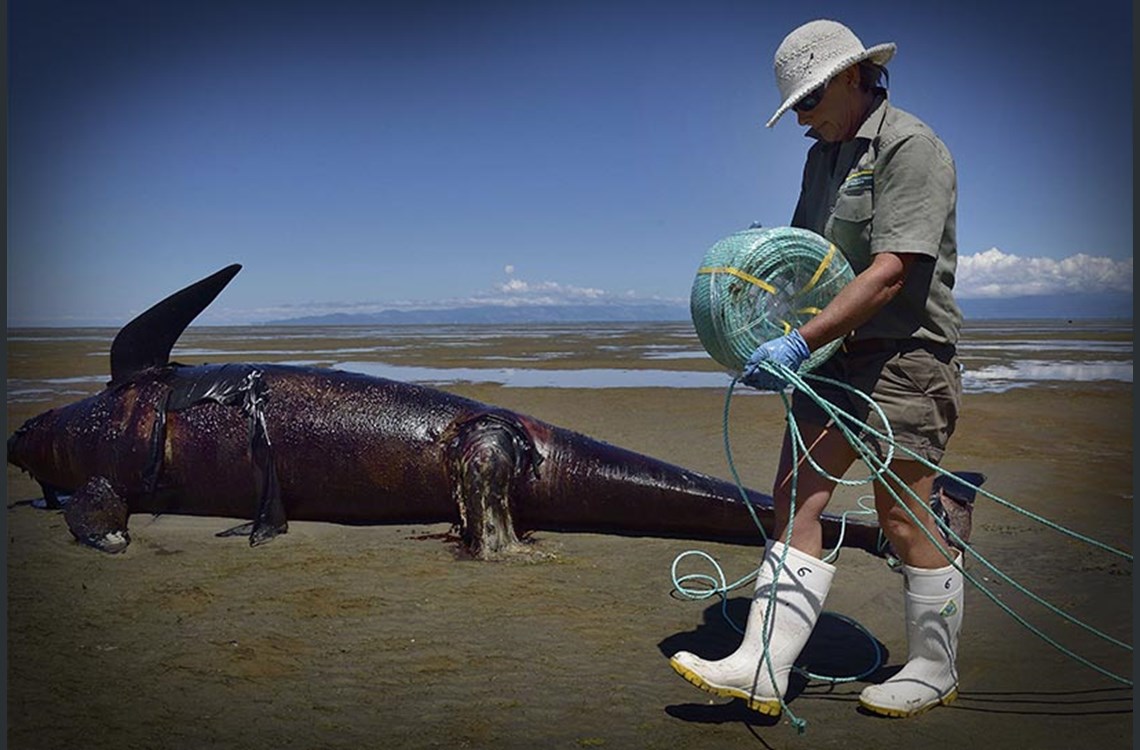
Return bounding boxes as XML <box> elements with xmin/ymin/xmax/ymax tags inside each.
<box><xmin>793</xmin><ymin>83</ymin><xmax>827</xmax><ymax>114</ymax></box>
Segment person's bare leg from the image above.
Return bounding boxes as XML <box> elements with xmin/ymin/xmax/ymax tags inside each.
<box><xmin>771</xmin><ymin>422</ymin><xmax>857</xmax><ymax>558</ymax></box>
<box><xmin>873</xmin><ymin>460</ymin><xmax>952</xmax><ymax>568</ymax></box>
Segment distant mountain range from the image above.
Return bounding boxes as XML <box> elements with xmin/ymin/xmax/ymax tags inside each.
<box><xmin>262</xmin><ymin>292</ymin><xmax>1131</xmax><ymax>326</ymax></box>
<box><xmin>958</xmin><ymin>292</ymin><xmax>1132</xmax><ymax>321</ymax></box>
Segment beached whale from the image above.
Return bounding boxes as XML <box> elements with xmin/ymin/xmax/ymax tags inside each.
<box><xmin>7</xmin><ymin>264</ymin><xmax>979</xmax><ymax>557</ymax></box>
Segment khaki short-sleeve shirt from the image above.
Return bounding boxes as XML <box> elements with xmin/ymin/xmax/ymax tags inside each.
<box><xmin>791</xmin><ymin>93</ymin><xmax>962</xmax><ymax>345</ymax></box>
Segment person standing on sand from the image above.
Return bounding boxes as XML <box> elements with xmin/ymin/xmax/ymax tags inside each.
<box><xmin>670</xmin><ymin>19</ymin><xmax>966</xmax><ymax>718</ymax></box>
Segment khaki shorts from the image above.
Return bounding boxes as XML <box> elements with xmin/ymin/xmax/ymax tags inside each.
<box><xmin>791</xmin><ymin>339</ymin><xmax>962</xmax><ymax>464</ymax></box>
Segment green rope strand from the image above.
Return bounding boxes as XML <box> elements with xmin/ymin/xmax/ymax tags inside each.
<box><xmin>806</xmin><ymin>371</ymin><xmax>1134</xmax><ymax>562</ymax></box>
<box><xmin>770</xmin><ymin>360</ymin><xmax>1134</xmax><ymax>683</ymax></box>
<box><xmin>671</xmin><ymin>360</ymin><xmax>1133</xmax><ymax>736</ymax></box>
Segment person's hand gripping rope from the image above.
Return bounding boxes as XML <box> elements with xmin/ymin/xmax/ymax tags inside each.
<box><xmin>740</xmin><ymin>330</ymin><xmax>811</xmax><ymax>390</ymax></box>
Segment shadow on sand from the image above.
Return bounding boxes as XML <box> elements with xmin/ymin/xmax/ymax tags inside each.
<box><xmin>659</xmin><ymin>596</ymin><xmax>889</xmax><ymax>727</ymax></box>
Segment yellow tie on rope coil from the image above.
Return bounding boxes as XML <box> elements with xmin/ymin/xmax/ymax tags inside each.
<box><xmin>695</xmin><ymin>242</ymin><xmax>838</xmax><ymax>297</ymax></box>
<box><xmin>696</xmin><ymin>241</ymin><xmax>839</xmax><ymax>337</ymax></box>
<box><xmin>799</xmin><ymin>241</ymin><xmax>838</xmax><ymax>296</ymax></box>
<box><xmin>695</xmin><ymin>265</ymin><xmax>777</xmax><ymax>294</ymax></box>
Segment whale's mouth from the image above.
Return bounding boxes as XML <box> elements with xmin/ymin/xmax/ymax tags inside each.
<box><xmin>8</xmin><ymin>410</ymin><xmax>64</xmax><ymax>483</ymax></box>
<box><xmin>7</xmin><ymin>420</ymin><xmax>33</xmax><ymax>471</ymax></box>
<box><xmin>7</xmin><ymin>436</ymin><xmax>19</xmax><ymax>470</ymax></box>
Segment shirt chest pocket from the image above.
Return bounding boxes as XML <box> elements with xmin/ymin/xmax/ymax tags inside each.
<box><xmin>825</xmin><ymin>173</ymin><xmax>874</xmax><ymax>267</ymax></box>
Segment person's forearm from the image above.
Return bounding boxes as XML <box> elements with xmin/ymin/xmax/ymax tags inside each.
<box><xmin>798</xmin><ymin>252</ymin><xmax>910</xmax><ymax>351</ymax></box>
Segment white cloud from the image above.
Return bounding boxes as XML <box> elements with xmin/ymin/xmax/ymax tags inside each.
<box><xmin>191</xmin><ymin>250</ymin><xmax>1132</xmax><ymax>324</ymax></box>
<box><xmin>956</xmin><ymin>248</ymin><xmax>1132</xmax><ymax>298</ymax></box>
<box><xmin>488</xmin><ymin>278</ymin><xmax>607</xmax><ymax>303</ymax></box>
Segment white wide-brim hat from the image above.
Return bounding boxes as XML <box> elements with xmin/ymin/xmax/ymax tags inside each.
<box><xmin>766</xmin><ymin>19</ymin><xmax>896</xmax><ymax>128</ymax></box>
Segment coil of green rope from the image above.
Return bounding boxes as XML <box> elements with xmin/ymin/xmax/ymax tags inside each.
<box><xmin>690</xmin><ymin>226</ymin><xmax>855</xmax><ymax>374</ymax></box>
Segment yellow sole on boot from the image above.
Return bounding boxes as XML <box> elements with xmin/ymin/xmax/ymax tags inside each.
<box><xmin>859</xmin><ymin>687</ymin><xmax>958</xmax><ymax>718</ymax></box>
<box><xmin>668</xmin><ymin>657</ymin><xmax>782</xmax><ymax>716</ymax></box>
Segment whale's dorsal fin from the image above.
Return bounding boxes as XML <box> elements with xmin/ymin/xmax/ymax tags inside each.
<box><xmin>109</xmin><ymin>264</ymin><xmax>242</xmax><ymax>386</ymax></box>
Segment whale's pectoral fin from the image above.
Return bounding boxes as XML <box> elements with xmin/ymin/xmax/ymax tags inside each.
<box><xmin>445</xmin><ymin>412</ymin><xmax>541</xmax><ymax>559</ymax></box>
<box><xmin>63</xmin><ymin>476</ymin><xmax>131</xmax><ymax>553</ymax></box>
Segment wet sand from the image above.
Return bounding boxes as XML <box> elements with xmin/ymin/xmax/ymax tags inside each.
<box><xmin>5</xmin><ymin>360</ymin><xmax>1134</xmax><ymax>748</ymax></box>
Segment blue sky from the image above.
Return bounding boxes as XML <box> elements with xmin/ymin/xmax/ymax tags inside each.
<box><xmin>7</xmin><ymin>0</ymin><xmax>1133</xmax><ymax>326</ymax></box>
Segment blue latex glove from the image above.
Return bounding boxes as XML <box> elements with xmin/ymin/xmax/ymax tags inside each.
<box><xmin>740</xmin><ymin>330</ymin><xmax>811</xmax><ymax>391</ymax></box>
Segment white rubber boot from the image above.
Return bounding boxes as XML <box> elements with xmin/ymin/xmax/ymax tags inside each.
<box><xmin>670</xmin><ymin>541</ymin><xmax>835</xmax><ymax>715</ymax></box>
<box><xmin>859</xmin><ymin>553</ymin><xmax>965</xmax><ymax>717</ymax></box>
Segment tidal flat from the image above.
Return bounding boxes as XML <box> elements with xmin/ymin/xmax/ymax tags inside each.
<box><xmin>5</xmin><ymin>321</ymin><xmax>1133</xmax><ymax>749</ymax></box>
